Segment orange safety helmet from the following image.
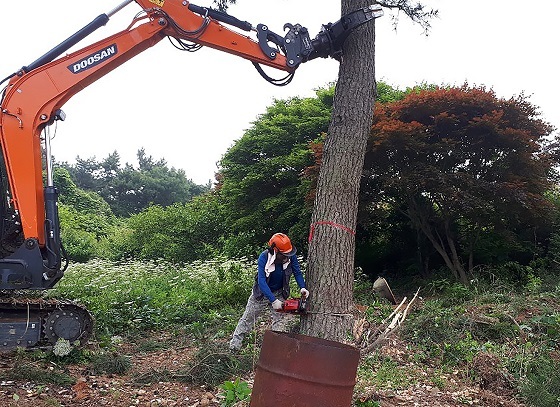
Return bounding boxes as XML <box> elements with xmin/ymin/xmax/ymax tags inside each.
<box><xmin>268</xmin><ymin>233</ymin><xmax>297</xmax><ymax>256</ymax></box>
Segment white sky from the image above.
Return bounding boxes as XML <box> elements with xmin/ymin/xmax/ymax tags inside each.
<box><xmin>2</xmin><ymin>0</ymin><xmax>558</xmax><ymax>185</ymax></box>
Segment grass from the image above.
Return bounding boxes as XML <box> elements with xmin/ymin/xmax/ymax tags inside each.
<box><xmin>50</xmin><ymin>257</ymin><xmax>254</xmax><ymax>337</ymax></box>
<box><xmin>520</xmin><ymin>355</ymin><xmax>560</xmax><ymax>407</ymax></box>
<box><xmin>1</xmin><ymin>363</ymin><xmax>75</xmax><ymax>386</ymax></box>
<box><xmin>397</xmin><ymin>270</ymin><xmax>560</xmax><ymax>406</ymax></box>
<box><xmin>176</xmin><ymin>345</ymin><xmax>254</xmax><ymax>386</ymax></box>
<box><xmin>357</xmin><ymin>354</ymin><xmax>418</xmax><ymax>391</ymax></box>
<box><xmin>90</xmin><ymin>352</ymin><xmax>132</xmax><ymax>375</ymax></box>
<box><xmin>19</xmin><ymin>258</ymin><xmax>558</xmax><ymax>407</ymax></box>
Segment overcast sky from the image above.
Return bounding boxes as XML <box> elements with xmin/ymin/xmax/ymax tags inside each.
<box><xmin>2</xmin><ymin>0</ymin><xmax>558</xmax><ymax>185</ymax></box>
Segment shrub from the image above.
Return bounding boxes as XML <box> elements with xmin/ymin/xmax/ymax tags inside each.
<box><xmin>91</xmin><ymin>352</ymin><xmax>132</xmax><ymax>375</ymax></box>
<box><xmin>51</xmin><ymin>258</ymin><xmax>255</xmax><ymax>337</ymax></box>
<box><xmin>219</xmin><ymin>378</ymin><xmax>251</xmax><ymax>406</ymax></box>
<box><xmin>520</xmin><ymin>356</ymin><xmax>560</xmax><ymax>407</ymax></box>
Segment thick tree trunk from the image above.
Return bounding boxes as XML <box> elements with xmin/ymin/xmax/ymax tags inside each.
<box><xmin>301</xmin><ymin>0</ymin><xmax>378</xmax><ymax>343</ymax></box>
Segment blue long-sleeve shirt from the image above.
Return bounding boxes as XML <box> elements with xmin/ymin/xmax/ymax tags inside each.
<box><xmin>256</xmin><ymin>250</ymin><xmax>306</xmax><ymax>302</ymax></box>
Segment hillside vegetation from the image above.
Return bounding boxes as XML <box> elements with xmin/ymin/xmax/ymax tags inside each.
<box><xmin>1</xmin><ymin>259</ymin><xmax>558</xmax><ymax>406</ymax></box>
<box><xmin>2</xmin><ymin>83</ymin><xmax>558</xmax><ymax>406</ymax></box>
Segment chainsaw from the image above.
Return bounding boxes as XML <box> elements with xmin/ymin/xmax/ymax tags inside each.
<box><xmin>277</xmin><ymin>295</ymin><xmax>308</xmax><ymax>314</ymax></box>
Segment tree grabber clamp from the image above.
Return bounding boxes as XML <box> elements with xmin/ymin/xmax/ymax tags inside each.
<box><xmin>256</xmin><ymin>4</ymin><xmax>384</xmax><ymax>69</ymax></box>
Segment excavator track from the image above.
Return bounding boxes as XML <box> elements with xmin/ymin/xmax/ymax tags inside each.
<box><xmin>0</xmin><ymin>293</ymin><xmax>93</xmax><ymax>351</ymax></box>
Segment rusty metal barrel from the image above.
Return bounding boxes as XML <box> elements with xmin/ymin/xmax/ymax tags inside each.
<box><xmin>250</xmin><ymin>330</ymin><xmax>360</xmax><ymax>407</ymax></box>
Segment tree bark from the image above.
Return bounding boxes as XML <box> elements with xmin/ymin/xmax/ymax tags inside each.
<box><xmin>301</xmin><ymin>0</ymin><xmax>378</xmax><ymax>342</ymax></box>
<box><xmin>405</xmin><ymin>198</ymin><xmax>470</xmax><ymax>284</ymax></box>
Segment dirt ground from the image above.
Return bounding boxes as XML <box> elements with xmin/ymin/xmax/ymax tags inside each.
<box><xmin>0</xmin><ymin>335</ymin><xmax>527</xmax><ymax>407</ymax></box>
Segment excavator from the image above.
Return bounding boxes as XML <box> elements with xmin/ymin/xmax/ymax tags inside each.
<box><xmin>0</xmin><ymin>0</ymin><xmax>383</xmax><ymax>350</ymax></box>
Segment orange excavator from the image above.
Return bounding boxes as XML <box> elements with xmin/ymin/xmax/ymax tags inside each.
<box><xmin>0</xmin><ymin>0</ymin><xmax>383</xmax><ymax>350</ymax></box>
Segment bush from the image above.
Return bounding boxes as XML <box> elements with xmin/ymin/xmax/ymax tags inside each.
<box><xmin>102</xmin><ymin>197</ymin><xmax>228</xmax><ymax>263</ymax></box>
<box><xmin>51</xmin><ymin>258</ymin><xmax>255</xmax><ymax>337</ymax></box>
<box><xmin>494</xmin><ymin>261</ymin><xmax>537</xmax><ymax>287</ymax></box>
<box><xmin>95</xmin><ymin>221</ymin><xmax>136</xmax><ymax>260</ymax></box>
<box><xmin>520</xmin><ymin>356</ymin><xmax>560</xmax><ymax>407</ymax></box>
<box><xmin>426</xmin><ymin>277</ymin><xmax>474</xmax><ymax>305</ymax></box>
<box><xmin>60</xmin><ymin>227</ymin><xmax>98</xmax><ymax>262</ymax></box>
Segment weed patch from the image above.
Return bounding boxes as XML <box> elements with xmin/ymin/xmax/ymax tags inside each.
<box><xmin>176</xmin><ymin>343</ymin><xmax>254</xmax><ymax>387</ymax></box>
<box><xmin>3</xmin><ymin>364</ymin><xmax>75</xmax><ymax>386</ymax></box>
<box><xmin>50</xmin><ymin>258</ymin><xmax>254</xmax><ymax>338</ymax></box>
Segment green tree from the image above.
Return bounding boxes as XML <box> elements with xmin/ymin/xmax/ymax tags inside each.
<box><xmin>212</xmin><ymin>0</ymin><xmax>235</xmax><ymax>11</ymax></box>
<box><xmin>363</xmin><ymin>85</ymin><xmax>558</xmax><ymax>283</ymax></box>
<box><xmin>217</xmin><ymin>88</ymin><xmax>334</xmax><ymax>250</ymax></box>
<box><xmin>216</xmin><ymin>81</ymin><xmax>406</xmax><ymax>259</ymax></box>
<box><xmin>66</xmin><ymin>156</ymin><xmax>99</xmax><ymax>190</ymax></box>
<box><xmin>61</xmin><ymin>149</ymin><xmax>208</xmax><ymax>216</ymax></box>
<box><xmin>53</xmin><ymin>167</ymin><xmax>115</xmax><ymax>261</ymax></box>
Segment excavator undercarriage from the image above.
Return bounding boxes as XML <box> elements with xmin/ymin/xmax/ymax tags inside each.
<box><xmin>0</xmin><ymin>294</ymin><xmax>93</xmax><ymax>350</ymax></box>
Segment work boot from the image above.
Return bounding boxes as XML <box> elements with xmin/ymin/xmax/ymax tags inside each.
<box><xmin>229</xmin><ymin>339</ymin><xmax>241</xmax><ymax>354</ymax></box>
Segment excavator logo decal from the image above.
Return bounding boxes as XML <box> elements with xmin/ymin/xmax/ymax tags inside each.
<box><xmin>148</xmin><ymin>0</ymin><xmax>165</xmax><ymax>6</ymax></box>
<box><xmin>67</xmin><ymin>44</ymin><xmax>118</xmax><ymax>74</ymax></box>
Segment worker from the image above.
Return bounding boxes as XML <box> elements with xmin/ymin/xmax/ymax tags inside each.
<box><xmin>229</xmin><ymin>232</ymin><xmax>309</xmax><ymax>352</ymax></box>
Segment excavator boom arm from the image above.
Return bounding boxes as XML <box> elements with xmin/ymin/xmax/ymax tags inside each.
<box><xmin>1</xmin><ymin>1</ymin><xmax>296</xmax><ymax>252</ymax></box>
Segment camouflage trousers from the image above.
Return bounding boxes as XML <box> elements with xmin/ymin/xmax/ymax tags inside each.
<box><xmin>229</xmin><ymin>289</ymin><xmax>292</xmax><ymax>351</ymax></box>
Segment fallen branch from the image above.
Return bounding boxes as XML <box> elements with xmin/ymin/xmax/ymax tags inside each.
<box><xmin>359</xmin><ymin>287</ymin><xmax>420</xmax><ymax>356</ymax></box>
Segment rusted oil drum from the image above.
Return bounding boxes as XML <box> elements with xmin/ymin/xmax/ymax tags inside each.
<box><xmin>250</xmin><ymin>330</ymin><xmax>360</xmax><ymax>407</ymax></box>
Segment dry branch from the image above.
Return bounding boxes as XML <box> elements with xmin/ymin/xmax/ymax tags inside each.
<box><xmin>358</xmin><ymin>287</ymin><xmax>420</xmax><ymax>356</ymax></box>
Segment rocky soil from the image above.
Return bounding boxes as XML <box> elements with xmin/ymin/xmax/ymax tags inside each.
<box><xmin>0</xmin><ymin>333</ymin><xmax>527</xmax><ymax>407</ymax></box>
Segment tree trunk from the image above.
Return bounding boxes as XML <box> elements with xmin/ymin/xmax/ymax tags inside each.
<box><xmin>301</xmin><ymin>0</ymin><xmax>378</xmax><ymax>343</ymax></box>
<box><xmin>405</xmin><ymin>201</ymin><xmax>470</xmax><ymax>284</ymax></box>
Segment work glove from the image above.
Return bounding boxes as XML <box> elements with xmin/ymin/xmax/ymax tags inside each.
<box><xmin>272</xmin><ymin>299</ymin><xmax>284</xmax><ymax>311</ymax></box>
<box><xmin>300</xmin><ymin>288</ymin><xmax>310</xmax><ymax>298</ymax></box>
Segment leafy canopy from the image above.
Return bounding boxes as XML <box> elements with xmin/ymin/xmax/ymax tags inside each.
<box><xmin>361</xmin><ymin>84</ymin><xmax>558</xmax><ymax>282</ymax></box>
<box><xmin>61</xmin><ymin>149</ymin><xmax>208</xmax><ymax>216</ymax></box>
<box><xmin>216</xmin><ymin>87</ymin><xmax>335</xmax><ymax>249</ymax></box>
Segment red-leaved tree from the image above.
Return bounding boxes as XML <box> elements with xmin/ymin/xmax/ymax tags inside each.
<box><xmin>362</xmin><ymin>85</ymin><xmax>558</xmax><ymax>284</ymax></box>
